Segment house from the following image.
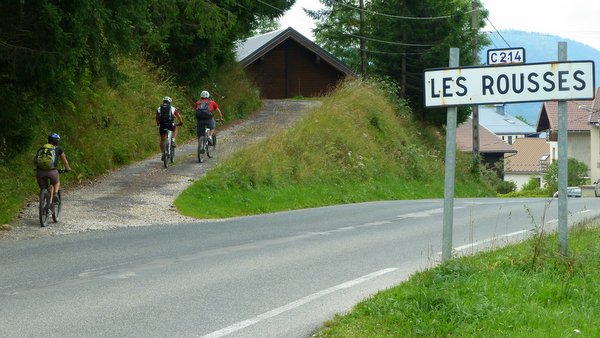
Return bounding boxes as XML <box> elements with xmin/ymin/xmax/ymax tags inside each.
<box><xmin>583</xmin><ymin>88</ymin><xmax>600</xmax><ymax>182</ymax></box>
<box><xmin>535</xmin><ymin>91</ymin><xmax>599</xmax><ymax>177</ymax></box>
<box><xmin>478</xmin><ymin>105</ymin><xmax>537</xmax><ymax>145</ymax></box>
<box><xmin>504</xmin><ymin>138</ymin><xmax>551</xmax><ymax>190</ymax></box>
<box><xmin>456</xmin><ymin>118</ymin><xmax>516</xmax><ymax>176</ymax></box>
<box><xmin>235</xmin><ymin>27</ymin><xmax>354</xmax><ymax>99</ymax></box>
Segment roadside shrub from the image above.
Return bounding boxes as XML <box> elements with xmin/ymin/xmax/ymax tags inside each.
<box><xmin>521</xmin><ymin>176</ymin><xmax>542</xmax><ymax>191</ymax></box>
<box><xmin>495</xmin><ymin>180</ymin><xmax>517</xmax><ymax>194</ymax></box>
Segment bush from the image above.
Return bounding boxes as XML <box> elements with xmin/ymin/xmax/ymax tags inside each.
<box><xmin>494</xmin><ymin>180</ymin><xmax>517</xmax><ymax>194</ymax></box>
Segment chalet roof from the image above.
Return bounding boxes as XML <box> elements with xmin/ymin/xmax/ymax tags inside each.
<box><xmin>585</xmin><ymin>87</ymin><xmax>600</xmax><ymax>124</ymax></box>
<box><xmin>478</xmin><ymin>105</ymin><xmax>536</xmax><ymax>135</ymax></box>
<box><xmin>504</xmin><ymin>138</ymin><xmax>550</xmax><ymax>174</ymax></box>
<box><xmin>235</xmin><ymin>27</ymin><xmax>354</xmax><ymax>76</ymax></box>
<box><xmin>536</xmin><ymin>88</ymin><xmax>600</xmax><ymax>132</ymax></box>
<box><xmin>456</xmin><ymin>118</ymin><xmax>517</xmax><ymax>154</ymax></box>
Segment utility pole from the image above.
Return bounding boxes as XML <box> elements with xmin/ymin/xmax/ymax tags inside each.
<box><xmin>471</xmin><ymin>1</ymin><xmax>480</xmax><ymax>158</ymax></box>
<box><xmin>359</xmin><ymin>0</ymin><xmax>367</xmax><ymax>78</ymax></box>
<box><xmin>400</xmin><ymin>1</ymin><xmax>406</xmax><ymax>98</ymax></box>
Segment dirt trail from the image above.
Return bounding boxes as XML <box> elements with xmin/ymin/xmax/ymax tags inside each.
<box><xmin>4</xmin><ymin>100</ymin><xmax>320</xmax><ymax>241</ymax></box>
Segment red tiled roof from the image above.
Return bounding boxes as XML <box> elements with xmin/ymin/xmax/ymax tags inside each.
<box><xmin>587</xmin><ymin>87</ymin><xmax>600</xmax><ymax>123</ymax></box>
<box><xmin>538</xmin><ymin>87</ymin><xmax>600</xmax><ymax>131</ymax></box>
<box><xmin>456</xmin><ymin>118</ymin><xmax>516</xmax><ymax>153</ymax></box>
<box><xmin>504</xmin><ymin>138</ymin><xmax>550</xmax><ymax>173</ymax></box>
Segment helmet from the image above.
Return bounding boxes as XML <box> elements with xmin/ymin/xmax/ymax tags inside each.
<box><xmin>163</xmin><ymin>96</ymin><xmax>172</xmax><ymax>103</ymax></box>
<box><xmin>48</xmin><ymin>133</ymin><xmax>60</xmax><ymax>144</ymax></box>
<box><xmin>200</xmin><ymin>91</ymin><xmax>210</xmax><ymax>99</ymax></box>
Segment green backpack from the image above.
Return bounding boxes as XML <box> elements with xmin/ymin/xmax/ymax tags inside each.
<box><xmin>35</xmin><ymin>144</ymin><xmax>56</xmax><ymax>170</ymax></box>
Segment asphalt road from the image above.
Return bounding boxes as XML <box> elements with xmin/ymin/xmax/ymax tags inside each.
<box><xmin>2</xmin><ymin>197</ymin><xmax>600</xmax><ymax>337</ymax></box>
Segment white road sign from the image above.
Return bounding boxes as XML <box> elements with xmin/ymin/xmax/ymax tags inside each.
<box><xmin>424</xmin><ymin>61</ymin><xmax>595</xmax><ymax>107</ymax></box>
<box><xmin>487</xmin><ymin>47</ymin><xmax>525</xmax><ymax>64</ymax></box>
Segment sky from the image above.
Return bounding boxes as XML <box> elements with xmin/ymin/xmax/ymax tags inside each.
<box><xmin>279</xmin><ymin>0</ymin><xmax>600</xmax><ymax>52</ymax></box>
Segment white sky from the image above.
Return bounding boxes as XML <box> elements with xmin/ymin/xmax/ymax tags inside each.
<box><xmin>279</xmin><ymin>0</ymin><xmax>600</xmax><ymax>51</ymax></box>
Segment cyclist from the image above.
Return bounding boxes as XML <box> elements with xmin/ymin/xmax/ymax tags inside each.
<box><xmin>156</xmin><ymin>96</ymin><xmax>183</xmax><ymax>161</ymax></box>
<box><xmin>34</xmin><ymin>133</ymin><xmax>72</xmax><ymax>206</ymax></box>
<box><xmin>194</xmin><ymin>90</ymin><xmax>223</xmax><ymax>145</ymax></box>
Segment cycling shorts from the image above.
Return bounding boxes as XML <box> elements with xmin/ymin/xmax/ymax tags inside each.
<box><xmin>159</xmin><ymin>123</ymin><xmax>175</xmax><ymax>136</ymax></box>
<box><xmin>196</xmin><ymin>118</ymin><xmax>215</xmax><ymax>137</ymax></box>
<box><xmin>36</xmin><ymin>169</ymin><xmax>59</xmax><ymax>189</ymax></box>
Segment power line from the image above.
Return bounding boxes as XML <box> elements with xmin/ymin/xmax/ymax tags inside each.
<box><xmin>255</xmin><ymin>0</ymin><xmax>285</xmax><ymax>14</ymax></box>
<box><xmin>338</xmin><ymin>2</ymin><xmax>476</xmax><ymax>20</ymax></box>
<box><xmin>485</xmin><ymin>17</ymin><xmax>511</xmax><ymax>48</ymax></box>
<box><xmin>347</xmin><ymin>33</ymin><xmax>438</xmax><ymax>47</ymax></box>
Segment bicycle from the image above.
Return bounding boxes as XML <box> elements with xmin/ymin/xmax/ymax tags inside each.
<box><xmin>162</xmin><ymin>123</ymin><xmax>181</xmax><ymax>168</ymax></box>
<box><xmin>197</xmin><ymin>122</ymin><xmax>218</xmax><ymax>163</ymax></box>
<box><xmin>38</xmin><ymin>169</ymin><xmax>66</xmax><ymax>227</ymax></box>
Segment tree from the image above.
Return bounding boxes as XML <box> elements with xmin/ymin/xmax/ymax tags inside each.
<box><xmin>0</xmin><ymin>0</ymin><xmax>151</xmax><ymax>158</ymax></box>
<box><xmin>308</xmin><ymin>0</ymin><xmax>489</xmax><ymax>126</ymax></box>
<box><xmin>543</xmin><ymin>158</ymin><xmax>589</xmax><ymax>195</ymax></box>
<box><xmin>144</xmin><ymin>0</ymin><xmax>295</xmax><ymax>86</ymax></box>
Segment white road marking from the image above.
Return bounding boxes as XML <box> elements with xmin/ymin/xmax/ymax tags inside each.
<box><xmin>200</xmin><ymin>268</ymin><xmax>398</xmax><ymax>338</ymax></box>
<box><xmin>453</xmin><ymin>229</ymin><xmax>531</xmax><ymax>252</ymax></box>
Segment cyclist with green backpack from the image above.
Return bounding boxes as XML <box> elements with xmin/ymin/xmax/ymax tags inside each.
<box><xmin>34</xmin><ymin>133</ymin><xmax>72</xmax><ymax>205</ymax></box>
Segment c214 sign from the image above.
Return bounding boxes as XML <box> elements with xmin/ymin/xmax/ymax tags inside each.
<box><xmin>424</xmin><ymin>61</ymin><xmax>595</xmax><ymax>107</ymax></box>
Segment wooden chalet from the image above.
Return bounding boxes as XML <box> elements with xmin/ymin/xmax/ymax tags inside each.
<box><xmin>235</xmin><ymin>27</ymin><xmax>354</xmax><ymax>99</ymax></box>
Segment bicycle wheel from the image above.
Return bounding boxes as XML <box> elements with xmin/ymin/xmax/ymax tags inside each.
<box><xmin>197</xmin><ymin>136</ymin><xmax>206</xmax><ymax>163</ymax></box>
<box><xmin>163</xmin><ymin>138</ymin><xmax>170</xmax><ymax>168</ymax></box>
<box><xmin>39</xmin><ymin>189</ymin><xmax>50</xmax><ymax>227</ymax></box>
<box><xmin>52</xmin><ymin>190</ymin><xmax>62</xmax><ymax>223</ymax></box>
<box><xmin>207</xmin><ymin>135</ymin><xmax>216</xmax><ymax>158</ymax></box>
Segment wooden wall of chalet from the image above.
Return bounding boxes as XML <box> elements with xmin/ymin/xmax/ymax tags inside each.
<box><xmin>245</xmin><ymin>39</ymin><xmax>347</xmax><ymax>99</ymax></box>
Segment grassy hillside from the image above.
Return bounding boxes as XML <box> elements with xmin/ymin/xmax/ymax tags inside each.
<box><xmin>0</xmin><ymin>58</ymin><xmax>260</xmax><ymax>225</ymax></box>
<box><xmin>176</xmin><ymin>79</ymin><xmax>496</xmax><ymax>218</ymax></box>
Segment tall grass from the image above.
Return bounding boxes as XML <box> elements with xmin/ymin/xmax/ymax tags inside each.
<box><xmin>175</xmin><ymin>79</ymin><xmax>495</xmax><ymax>218</ymax></box>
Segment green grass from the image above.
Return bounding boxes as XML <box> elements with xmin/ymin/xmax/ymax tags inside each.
<box><xmin>315</xmin><ymin>220</ymin><xmax>600</xmax><ymax>337</ymax></box>
<box><xmin>175</xmin><ymin>78</ymin><xmax>495</xmax><ymax>219</ymax></box>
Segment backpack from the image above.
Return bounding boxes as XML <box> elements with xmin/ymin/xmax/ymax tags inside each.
<box><xmin>195</xmin><ymin>100</ymin><xmax>213</xmax><ymax>120</ymax></box>
<box><xmin>159</xmin><ymin>103</ymin><xmax>173</xmax><ymax>124</ymax></box>
<box><xmin>35</xmin><ymin>144</ymin><xmax>56</xmax><ymax>170</ymax></box>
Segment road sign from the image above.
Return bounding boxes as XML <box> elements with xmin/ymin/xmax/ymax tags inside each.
<box><xmin>424</xmin><ymin>61</ymin><xmax>595</xmax><ymax>107</ymax></box>
<box><xmin>487</xmin><ymin>47</ymin><xmax>525</xmax><ymax>64</ymax></box>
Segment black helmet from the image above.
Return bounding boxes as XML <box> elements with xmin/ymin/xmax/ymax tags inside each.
<box><xmin>48</xmin><ymin>133</ymin><xmax>60</xmax><ymax>144</ymax></box>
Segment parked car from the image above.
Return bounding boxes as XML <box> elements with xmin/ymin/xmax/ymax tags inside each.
<box><xmin>595</xmin><ymin>181</ymin><xmax>600</xmax><ymax>197</ymax></box>
<box><xmin>553</xmin><ymin>187</ymin><xmax>582</xmax><ymax>198</ymax></box>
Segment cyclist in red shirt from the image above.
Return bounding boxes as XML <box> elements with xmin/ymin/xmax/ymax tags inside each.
<box><xmin>194</xmin><ymin>91</ymin><xmax>223</xmax><ymax>144</ymax></box>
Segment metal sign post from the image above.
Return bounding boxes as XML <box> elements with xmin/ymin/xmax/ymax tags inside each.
<box><xmin>442</xmin><ymin>48</ymin><xmax>460</xmax><ymax>261</ymax></box>
<box><xmin>557</xmin><ymin>42</ymin><xmax>569</xmax><ymax>255</ymax></box>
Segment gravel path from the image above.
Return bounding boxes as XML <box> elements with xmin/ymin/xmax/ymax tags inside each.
<box><xmin>4</xmin><ymin>99</ymin><xmax>320</xmax><ymax>241</ymax></box>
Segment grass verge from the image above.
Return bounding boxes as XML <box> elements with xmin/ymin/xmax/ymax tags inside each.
<box><xmin>314</xmin><ymin>219</ymin><xmax>600</xmax><ymax>337</ymax></box>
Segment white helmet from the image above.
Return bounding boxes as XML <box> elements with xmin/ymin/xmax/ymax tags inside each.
<box><xmin>163</xmin><ymin>96</ymin><xmax>172</xmax><ymax>103</ymax></box>
<box><xmin>200</xmin><ymin>91</ymin><xmax>210</xmax><ymax>99</ymax></box>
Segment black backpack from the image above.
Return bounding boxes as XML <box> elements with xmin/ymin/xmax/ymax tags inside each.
<box><xmin>195</xmin><ymin>100</ymin><xmax>212</xmax><ymax>120</ymax></box>
<box><xmin>159</xmin><ymin>103</ymin><xmax>173</xmax><ymax>124</ymax></box>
